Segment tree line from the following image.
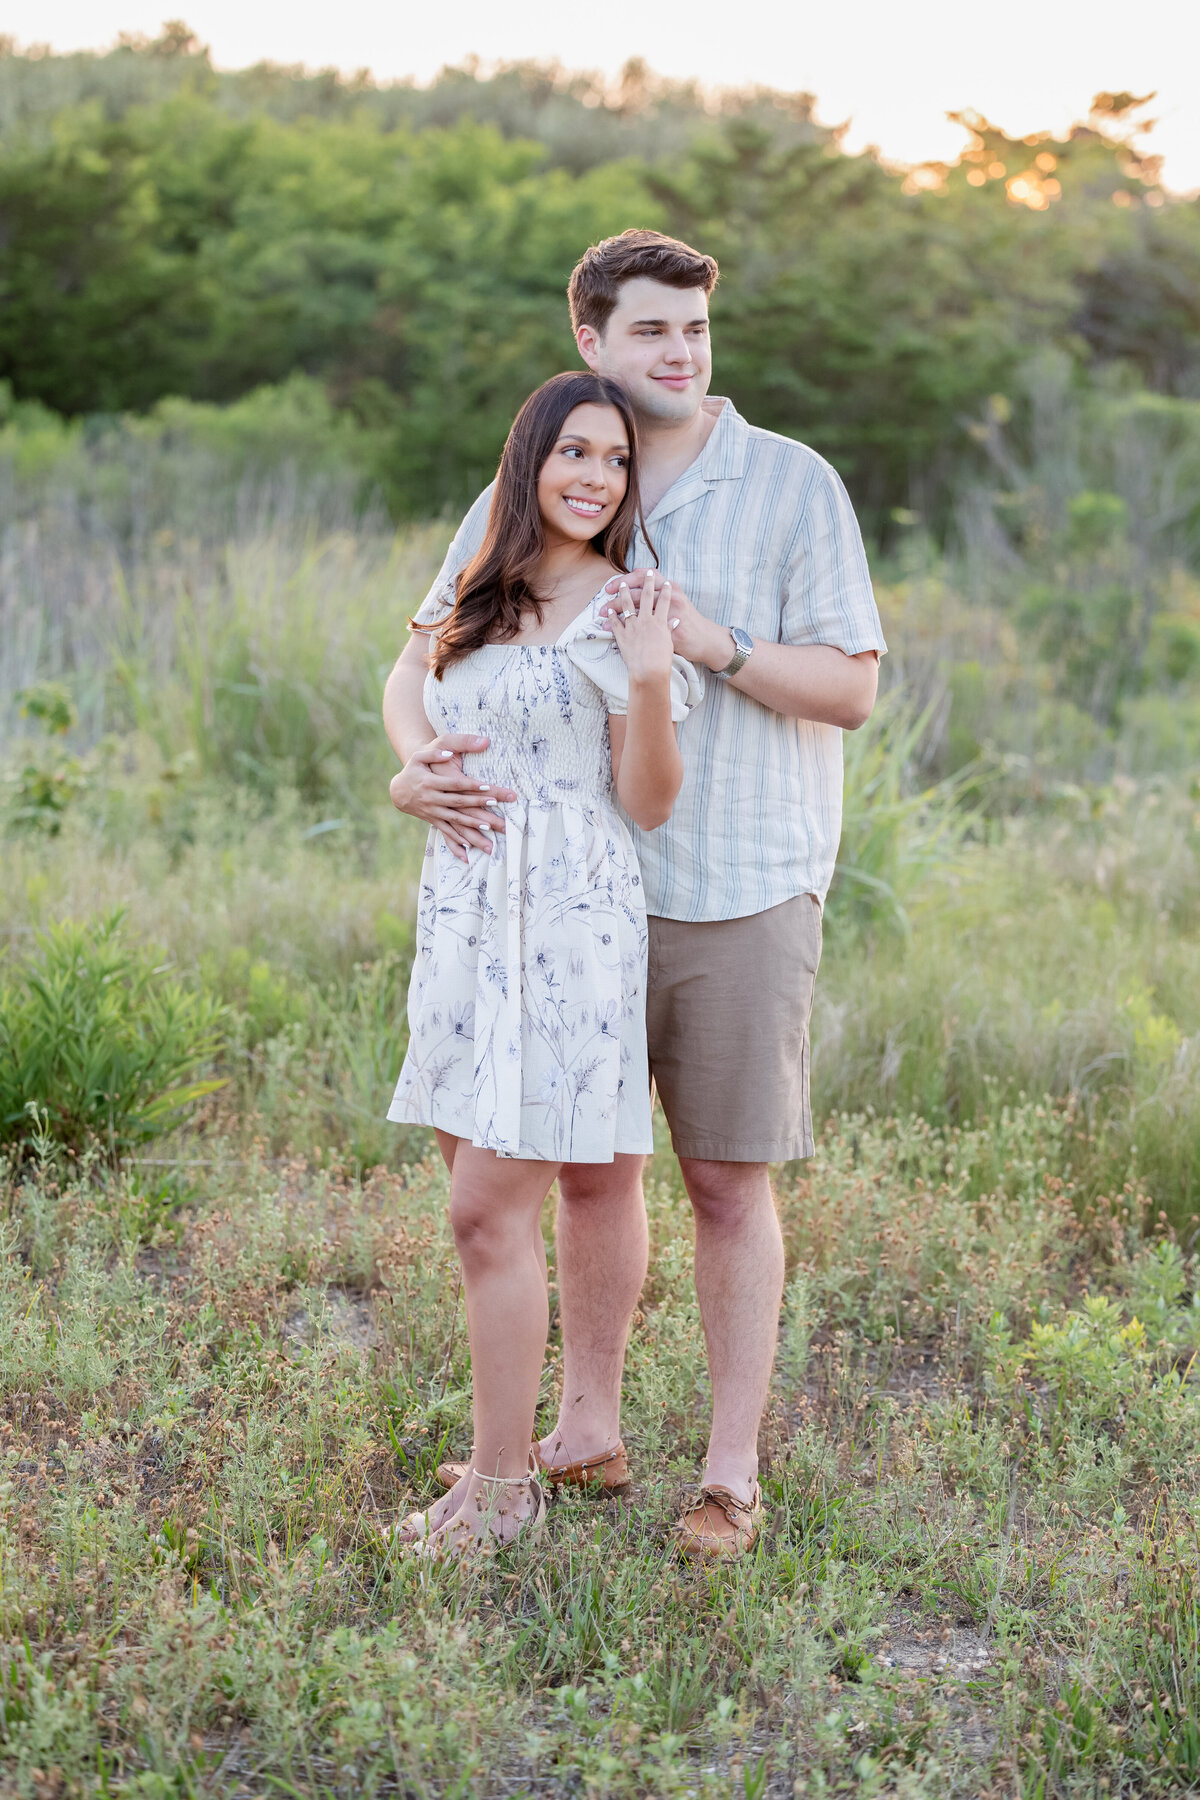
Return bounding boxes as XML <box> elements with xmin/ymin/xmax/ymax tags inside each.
<box><xmin>1</xmin><ymin>28</ymin><xmax>1198</xmax><ymax>522</ymax></box>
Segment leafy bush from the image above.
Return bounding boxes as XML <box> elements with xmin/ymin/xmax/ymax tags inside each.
<box><xmin>5</xmin><ymin>683</ymin><xmax>90</xmax><ymax>834</ymax></box>
<box><xmin>0</xmin><ymin>912</ymin><xmax>226</xmax><ymax>1162</ymax></box>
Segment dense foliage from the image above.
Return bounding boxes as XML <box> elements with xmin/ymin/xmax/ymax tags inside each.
<box><xmin>0</xmin><ymin>911</ymin><xmax>226</xmax><ymax>1161</ymax></box>
<box><xmin>1</xmin><ymin>32</ymin><xmax>1198</xmax><ymax>519</ymax></box>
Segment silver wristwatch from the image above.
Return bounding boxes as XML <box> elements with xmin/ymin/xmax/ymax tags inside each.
<box><xmin>717</xmin><ymin>626</ymin><xmax>754</xmax><ymax>679</ymax></box>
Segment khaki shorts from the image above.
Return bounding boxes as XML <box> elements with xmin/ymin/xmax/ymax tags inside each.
<box><xmin>646</xmin><ymin>893</ymin><xmax>823</xmax><ymax>1164</ymax></box>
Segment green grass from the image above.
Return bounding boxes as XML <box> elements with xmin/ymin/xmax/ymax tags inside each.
<box><xmin>1</xmin><ymin>789</ymin><xmax>1199</xmax><ymax>1794</ymax></box>
<box><xmin>2</xmin><ymin>1101</ymin><xmax>1199</xmax><ymax>1796</ymax></box>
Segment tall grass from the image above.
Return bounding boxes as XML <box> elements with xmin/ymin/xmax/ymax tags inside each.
<box><xmin>3</xmin><ymin>399</ymin><xmax>1200</xmax><ymax>1209</ymax></box>
<box><xmin>1</xmin><ymin>492</ymin><xmax>446</xmax><ymax>808</ymax></box>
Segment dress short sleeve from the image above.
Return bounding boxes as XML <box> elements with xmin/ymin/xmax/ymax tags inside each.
<box><xmin>562</xmin><ymin>596</ymin><xmax>704</xmax><ymax>723</ymax></box>
<box><xmin>409</xmin><ymin>485</ymin><xmax>494</xmax><ymax>634</ymax></box>
<box><xmin>410</xmin><ymin>576</ymin><xmax>456</xmax><ymax>634</ymax></box>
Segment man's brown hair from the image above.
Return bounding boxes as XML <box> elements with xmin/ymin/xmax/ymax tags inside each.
<box><xmin>568</xmin><ymin>229</ymin><xmax>718</xmax><ymax>336</ymax></box>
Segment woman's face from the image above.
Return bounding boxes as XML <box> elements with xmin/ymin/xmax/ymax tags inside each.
<box><xmin>536</xmin><ymin>403</ymin><xmax>630</xmax><ymax>548</ymax></box>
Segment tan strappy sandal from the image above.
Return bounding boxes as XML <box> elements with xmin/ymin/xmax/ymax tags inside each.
<box><xmin>435</xmin><ymin>1439</ymin><xmax>629</xmax><ymax>1492</ymax></box>
<box><xmin>387</xmin><ymin>1452</ymin><xmax>540</xmax><ymax>1547</ymax></box>
<box><xmin>674</xmin><ymin>1482</ymin><xmax>763</xmax><ymax>1561</ymax></box>
<box><xmin>407</xmin><ymin>1469</ymin><xmax>547</xmax><ymax>1562</ymax></box>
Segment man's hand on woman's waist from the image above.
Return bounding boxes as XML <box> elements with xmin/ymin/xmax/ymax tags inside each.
<box><xmin>388</xmin><ymin>734</ymin><xmax>518</xmax><ymax>864</ymax></box>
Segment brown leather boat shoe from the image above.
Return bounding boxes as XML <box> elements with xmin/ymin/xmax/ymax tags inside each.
<box><xmin>435</xmin><ymin>1440</ymin><xmax>629</xmax><ymax>1492</ymax></box>
<box><xmin>674</xmin><ymin>1482</ymin><xmax>762</xmax><ymax>1561</ymax></box>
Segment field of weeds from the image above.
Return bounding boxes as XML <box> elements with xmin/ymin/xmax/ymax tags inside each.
<box><xmin>2</xmin><ymin>467</ymin><xmax>1200</xmax><ymax>1795</ymax></box>
<box><xmin>4</xmin><ymin>1093</ymin><xmax>1200</xmax><ymax>1796</ymax></box>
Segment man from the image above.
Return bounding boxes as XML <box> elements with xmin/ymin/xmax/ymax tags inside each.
<box><xmin>383</xmin><ymin>229</ymin><xmax>885</xmax><ymax>1557</ymax></box>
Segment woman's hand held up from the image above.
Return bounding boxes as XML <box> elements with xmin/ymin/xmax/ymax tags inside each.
<box><xmin>608</xmin><ymin>573</ymin><xmax>677</xmax><ymax>688</ymax></box>
<box><xmin>602</xmin><ymin>569</ymin><xmax>732</xmax><ymax>671</ymax></box>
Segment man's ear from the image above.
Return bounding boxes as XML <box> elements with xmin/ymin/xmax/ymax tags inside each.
<box><xmin>576</xmin><ymin>323</ymin><xmax>602</xmax><ymax>370</ymax></box>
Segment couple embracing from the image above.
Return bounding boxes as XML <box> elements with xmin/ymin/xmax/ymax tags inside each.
<box><xmin>381</xmin><ymin>230</ymin><xmax>886</xmax><ymax>1560</ymax></box>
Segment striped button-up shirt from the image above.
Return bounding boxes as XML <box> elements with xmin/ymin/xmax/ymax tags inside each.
<box><xmin>413</xmin><ymin>397</ymin><xmax>887</xmax><ymax>922</ymax></box>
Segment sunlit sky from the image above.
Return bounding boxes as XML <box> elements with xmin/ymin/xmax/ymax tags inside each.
<box><xmin>10</xmin><ymin>0</ymin><xmax>1200</xmax><ymax>193</ymax></box>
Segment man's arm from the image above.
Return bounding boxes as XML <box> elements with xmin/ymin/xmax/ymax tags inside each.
<box><xmin>382</xmin><ymin>486</ymin><xmax>516</xmax><ymax>862</ymax></box>
<box><xmin>602</xmin><ymin>459</ymin><xmax>883</xmax><ymax>729</ymax></box>
<box><xmin>383</xmin><ymin>632</ymin><xmax>518</xmax><ymax>863</ymax></box>
<box><xmin>600</xmin><ymin>579</ymin><xmax>878</xmax><ymax>729</ymax></box>
<box><xmin>676</xmin><ymin>613</ymin><xmax>878</xmax><ymax>729</ymax></box>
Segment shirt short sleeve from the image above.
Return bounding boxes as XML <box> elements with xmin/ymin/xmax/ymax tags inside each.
<box><xmin>562</xmin><ymin>598</ymin><xmax>704</xmax><ymax>722</ymax></box>
<box><xmin>409</xmin><ymin>484</ymin><xmax>494</xmax><ymax>633</ymax></box>
<box><xmin>781</xmin><ymin>458</ymin><xmax>888</xmax><ymax>656</ymax></box>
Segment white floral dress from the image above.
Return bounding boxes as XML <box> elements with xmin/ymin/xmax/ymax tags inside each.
<box><xmin>387</xmin><ymin>590</ymin><xmax>702</xmax><ymax>1162</ymax></box>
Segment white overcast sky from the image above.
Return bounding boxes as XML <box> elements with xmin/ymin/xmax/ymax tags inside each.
<box><xmin>10</xmin><ymin>0</ymin><xmax>1200</xmax><ymax>192</ymax></box>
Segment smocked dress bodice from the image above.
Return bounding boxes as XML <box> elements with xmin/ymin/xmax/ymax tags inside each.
<box><xmin>423</xmin><ymin>644</ymin><xmax>615</xmax><ymax>809</ymax></box>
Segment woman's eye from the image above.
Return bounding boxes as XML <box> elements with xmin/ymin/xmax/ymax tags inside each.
<box><xmin>563</xmin><ymin>445</ymin><xmax>582</xmax><ymax>458</ymax></box>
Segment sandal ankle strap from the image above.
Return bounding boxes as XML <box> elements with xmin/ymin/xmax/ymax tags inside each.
<box><xmin>471</xmin><ymin>1467</ymin><xmax>537</xmax><ymax>1485</ymax></box>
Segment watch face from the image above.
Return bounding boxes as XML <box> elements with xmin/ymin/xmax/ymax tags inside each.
<box><xmin>731</xmin><ymin>627</ymin><xmax>754</xmax><ymax>654</ymax></box>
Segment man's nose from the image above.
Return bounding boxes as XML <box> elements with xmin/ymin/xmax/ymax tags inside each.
<box><xmin>660</xmin><ymin>331</ymin><xmax>693</xmax><ymax>366</ymax></box>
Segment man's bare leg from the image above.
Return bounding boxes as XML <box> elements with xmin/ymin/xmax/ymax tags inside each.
<box><xmin>679</xmin><ymin>1157</ymin><xmax>783</xmax><ymax>1502</ymax></box>
<box><xmin>540</xmin><ymin>1153</ymin><xmax>648</xmax><ymax>1464</ymax></box>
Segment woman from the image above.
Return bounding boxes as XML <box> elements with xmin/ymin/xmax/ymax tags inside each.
<box><xmin>386</xmin><ymin>371</ymin><xmax>701</xmax><ymax>1556</ymax></box>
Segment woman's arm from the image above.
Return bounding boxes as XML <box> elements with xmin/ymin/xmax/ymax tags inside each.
<box><xmin>607</xmin><ymin>574</ymin><xmax>684</xmax><ymax>831</ymax></box>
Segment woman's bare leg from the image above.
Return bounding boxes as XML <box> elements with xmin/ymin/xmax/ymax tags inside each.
<box><xmin>422</xmin><ymin>1143</ymin><xmax>560</xmax><ymax>1548</ymax></box>
<box><xmin>416</xmin><ymin>1132</ymin><xmax>549</xmax><ymax>1535</ymax></box>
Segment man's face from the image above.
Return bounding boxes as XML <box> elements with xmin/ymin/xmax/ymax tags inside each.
<box><xmin>577</xmin><ymin>278</ymin><xmax>712</xmax><ymax>427</ymax></box>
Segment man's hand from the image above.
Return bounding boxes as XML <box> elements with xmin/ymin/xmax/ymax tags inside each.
<box><xmin>602</xmin><ymin>570</ymin><xmax>734</xmax><ymax>672</ymax></box>
<box><xmin>389</xmin><ymin>734</ymin><xmax>518</xmax><ymax>863</ymax></box>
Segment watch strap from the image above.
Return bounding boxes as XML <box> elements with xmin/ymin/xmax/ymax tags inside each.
<box><xmin>718</xmin><ymin>628</ymin><xmax>754</xmax><ymax>679</ymax></box>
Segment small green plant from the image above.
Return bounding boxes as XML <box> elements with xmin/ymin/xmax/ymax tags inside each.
<box><xmin>0</xmin><ymin>911</ymin><xmax>227</xmax><ymax>1163</ymax></box>
<box><xmin>7</xmin><ymin>683</ymin><xmax>90</xmax><ymax>834</ymax></box>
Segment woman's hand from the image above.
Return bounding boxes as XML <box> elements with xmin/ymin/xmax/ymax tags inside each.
<box><xmin>607</xmin><ymin>570</ymin><xmax>677</xmax><ymax>687</ymax></box>
<box><xmin>601</xmin><ymin>569</ymin><xmax>733</xmax><ymax>671</ymax></box>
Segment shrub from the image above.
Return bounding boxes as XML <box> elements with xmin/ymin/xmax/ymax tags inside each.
<box><xmin>0</xmin><ymin>911</ymin><xmax>226</xmax><ymax>1163</ymax></box>
<box><xmin>6</xmin><ymin>683</ymin><xmax>90</xmax><ymax>835</ymax></box>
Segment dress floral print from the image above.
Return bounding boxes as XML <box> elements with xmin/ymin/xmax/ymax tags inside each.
<box><xmin>388</xmin><ymin>589</ymin><xmax>702</xmax><ymax>1162</ymax></box>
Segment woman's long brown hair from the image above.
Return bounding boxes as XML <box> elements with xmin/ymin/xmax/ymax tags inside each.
<box><xmin>428</xmin><ymin>372</ymin><xmax>652</xmax><ymax>677</ymax></box>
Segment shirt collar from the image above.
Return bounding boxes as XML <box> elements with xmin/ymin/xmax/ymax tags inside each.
<box><xmin>645</xmin><ymin>396</ymin><xmax>748</xmax><ymax>524</ymax></box>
